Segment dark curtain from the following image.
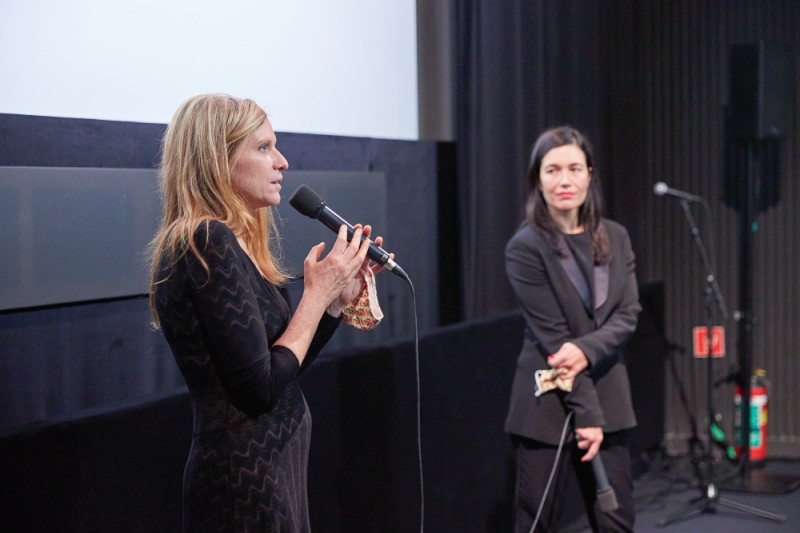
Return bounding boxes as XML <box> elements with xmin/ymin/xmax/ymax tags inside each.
<box><xmin>454</xmin><ymin>0</ymin><xmax>615</xmax><ymax>319</ymax></box>
<box><xmin>453</xmin><ymin>0</ymin><xmax>800</xmax><ymax>455</ymax></box>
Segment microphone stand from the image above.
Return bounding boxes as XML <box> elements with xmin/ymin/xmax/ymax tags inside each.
<box><xmin>657</xmin><ymin>199</ymin><xmax>785</xmax><ymax>527</ymax></box>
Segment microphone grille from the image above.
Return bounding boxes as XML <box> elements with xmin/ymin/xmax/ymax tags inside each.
<box><xmin>653</xmin><ymin>182</ymin><xmax>668</xmax><ymax>196</ymax></box>
<box><xmin>289</xmin><ymin>185</ymin><xmax>325</xmax><ymax>218</ymax></box>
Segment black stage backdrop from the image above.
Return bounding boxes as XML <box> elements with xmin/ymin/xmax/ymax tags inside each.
<box><xmin>0</xmin><ymin>111</ymin><xmax>665</xmax><ymax>530</ymax></box>
<box><xmin>0</xmin><ymin>289</ymin><xmax>665</xmax><ymax>531</ymax></box>
<box><xmin>0</xmin><ymin>113</ymin><xmax>454</xmax><ymax>432</ymax></box>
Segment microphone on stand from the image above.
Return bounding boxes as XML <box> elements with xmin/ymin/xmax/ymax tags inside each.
<box><xmin>653</xmin><ymin>182</ymin><xmax>704</xmax><ymax>203</ymax></box>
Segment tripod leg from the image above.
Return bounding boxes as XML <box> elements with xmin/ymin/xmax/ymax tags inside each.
<box><xmin>656</xmin><ymin>495</ymin><xmax>711</xmax><ymax>527</ymax></box>
<box><xmin>717</xmin><ymin>497</ymin><xmax>787</xmax><ymax>523</ymax></box>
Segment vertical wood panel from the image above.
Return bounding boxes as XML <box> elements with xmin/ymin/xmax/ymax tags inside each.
<box><xmin>608</xmin><ymin>0</ymin><xmax>800</xmax><ymax>457</ymax></box>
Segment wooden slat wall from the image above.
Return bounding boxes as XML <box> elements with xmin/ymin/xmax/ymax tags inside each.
<box><xmin>607</xmin><ymin>0</ymin><xmax>799</xmax><ymax>457</ymax></box>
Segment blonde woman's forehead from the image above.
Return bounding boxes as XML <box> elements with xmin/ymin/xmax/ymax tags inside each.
<box><xmin>250</xmin><ymin>120</ymin><xmax>276</xmax><ymax>142</ymax></box>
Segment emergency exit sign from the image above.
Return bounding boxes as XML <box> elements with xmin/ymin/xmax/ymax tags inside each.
<box><xmin>693</xmin><ymin>326</ymin><xmax>726</xmax><ymax>358</ymax></box>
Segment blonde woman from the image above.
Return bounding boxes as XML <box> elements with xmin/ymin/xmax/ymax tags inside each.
<box><xmin>149</xmin><ymin>94</ymin><xmax>387</xmax><ymax>531</ymax></box>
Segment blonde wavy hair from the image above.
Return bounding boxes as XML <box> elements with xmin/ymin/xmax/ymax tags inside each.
<box><xmin>148</xmin><ymin>94</ymin><xmax>288</xmax><ymax>327</ymax></box>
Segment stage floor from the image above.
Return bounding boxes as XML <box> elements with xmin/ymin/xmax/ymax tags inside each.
<box><xmin>562</xmin><ymin>456</ymin><xmax>800</xmax><ymax>532</ymax></box>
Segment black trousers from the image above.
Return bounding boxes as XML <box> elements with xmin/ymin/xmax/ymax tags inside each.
<box><xmin>513</xmin><ymin>430</ymin><xmax>634</xmax><ymax>533</ymax></box>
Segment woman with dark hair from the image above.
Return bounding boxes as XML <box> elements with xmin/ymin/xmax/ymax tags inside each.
<box><xmin>504</xmin><ymin>126</ymin><xmax>640</xmax><ymax>532</ymax></box>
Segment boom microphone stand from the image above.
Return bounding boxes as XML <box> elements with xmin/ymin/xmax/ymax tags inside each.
<box><xmin>656</xmin><ymin>197</ymin><xmax>785</xmax><ymax>527</ymax></box>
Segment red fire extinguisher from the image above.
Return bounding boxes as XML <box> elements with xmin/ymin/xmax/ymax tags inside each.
<box><xmin>734</xmin><ymin>368</ymin><xmax>769</xmax><ymax>466</ymax></box>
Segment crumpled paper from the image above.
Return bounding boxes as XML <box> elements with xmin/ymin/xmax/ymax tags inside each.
<box><xmin>534</xmin><ymin>368</ymin><xmax>573</xmax><ymax>397</ymax></box>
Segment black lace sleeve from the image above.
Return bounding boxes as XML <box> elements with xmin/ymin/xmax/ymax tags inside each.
<box><xmin>186</xmin><ymin>221</ymin><xmax>299</xmax><ymax>417</ymax></box>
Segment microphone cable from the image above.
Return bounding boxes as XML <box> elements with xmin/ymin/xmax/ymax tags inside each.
<box><xmin>286</xmin><ymin>272</ymin><xmax>423</xmax><ymax>531</ymax></box>
<box><xmin>282</xmin><ymin>187</ymin><xmax>423</xmax><ymax>529</ymax></box>
<box><xmin>528</xmin><ymin>410</ymin><xmax>574</xmax><ymax>533</ymax></box>
<box><xmin>405</xmin><ymin>278</ymin><xmax>424</xmax><ymax>533</ymax></box>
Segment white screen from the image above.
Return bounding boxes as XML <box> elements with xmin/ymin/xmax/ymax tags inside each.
<box><xmin>0</xmin><ymin>0</ymin><xmax>418</xmax><ymax>140</ymax></box>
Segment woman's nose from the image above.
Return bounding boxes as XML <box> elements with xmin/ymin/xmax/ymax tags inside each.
<box><xmin>276</xmin><ymin>149</ymin><xmax>289</xmax><ymax>170</ymax></box>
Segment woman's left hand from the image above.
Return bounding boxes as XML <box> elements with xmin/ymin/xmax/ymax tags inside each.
<box><xmin>326</xmin><ymin>225</ymin><xmax>391</xmax><ymax>316</ymax></box>
<box><xmin>575</xmin><ymin>426</ymin><xmax>603</xmax><ymax>462</ymax></box>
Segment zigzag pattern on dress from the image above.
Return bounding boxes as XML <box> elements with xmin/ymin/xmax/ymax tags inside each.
<box><xmin>155</xmin><ymin>220</ymin><xmax>314</xmax><ymax>532</ymax></box>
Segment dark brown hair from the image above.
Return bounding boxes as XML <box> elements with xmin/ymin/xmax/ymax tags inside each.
<box><xmin>525</xmin><ymin>126</ymin><xmax>610</xmax><ymax>264</ymax></box>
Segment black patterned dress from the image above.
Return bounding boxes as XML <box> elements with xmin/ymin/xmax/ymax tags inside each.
<box><xmin>154</xmin><ymin>220</ymin><xmax>339</xmax><ymax>532</ymax></box>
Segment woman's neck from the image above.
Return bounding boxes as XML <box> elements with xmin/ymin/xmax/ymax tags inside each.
<box><xmin>549</xmin><ymin>208</ymin><xmax>583</xmax><ymax>234</ymax></box>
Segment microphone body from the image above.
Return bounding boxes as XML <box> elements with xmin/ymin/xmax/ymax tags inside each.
<box><xmin>591</xmin><ymin>454</ymin><xmax>619</xmax><ymax>513</ymax></box>
<box><xmin>289</xmin><ymin>185</ymin><xmax>409</xmax><ymax>280</ymax></box>
<box><xmin>653</xmin><ymin>181</ymin><xmax>704</xmax><ymax>203</ymax></box>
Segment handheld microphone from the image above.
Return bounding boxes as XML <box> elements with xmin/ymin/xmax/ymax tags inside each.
<box><xmin>289</xmin><ymin>184</ymin><xmax>409</xmax><ymax>281</ymax></box>
<box><xmin>591</xmin><ymin>454</ymin><xmax>619</xmax><ymax>512</ymax></box>
<box><xmin>653</xmin><ymin>182</ymin><xmax>704</xmax><ymax>203</ymax></box>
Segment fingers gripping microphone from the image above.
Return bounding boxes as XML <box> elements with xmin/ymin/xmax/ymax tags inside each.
<box><xmin>592</xmin><ymin>454</ymin><xmax>619</xmax><ymax>513</ymax></box>
<box><xmin>653</xmin><ymin>182</ymin><xmax>704</xmax><ymax>203</ymax></box>
<box><xmin>289</xmin><ymin>185</ymin><xmax>409</xmax><ymax>280</ymax></box>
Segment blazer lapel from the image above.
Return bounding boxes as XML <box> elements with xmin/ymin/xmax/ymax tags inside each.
<box><xmin>556</xmin><ymin>234</ymin><xmax>593</xmax><ymax>313</ymax></box>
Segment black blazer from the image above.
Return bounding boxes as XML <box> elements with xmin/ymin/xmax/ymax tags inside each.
<box><xmin>504</xmin><ymin>219</ymin><xmax>641</xmax><ymax>444</ymax></box>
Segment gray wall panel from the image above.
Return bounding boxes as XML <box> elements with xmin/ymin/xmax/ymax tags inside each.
<box><xmin>0</xmin><ymin>167</ymin><xmax>159</xmax><ymax>310</ymax></box>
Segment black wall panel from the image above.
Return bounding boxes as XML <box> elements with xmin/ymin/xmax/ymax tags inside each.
<box><xmin>0</xmin><ymin>114</ymin><xmax>447</xmax><ymax>432</ymax></box>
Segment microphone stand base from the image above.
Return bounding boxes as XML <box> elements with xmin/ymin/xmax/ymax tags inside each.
<box><xmin>656</xmin><ymin>482</ymin><xmax>786</xmax><ymax>527</ymax></box>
